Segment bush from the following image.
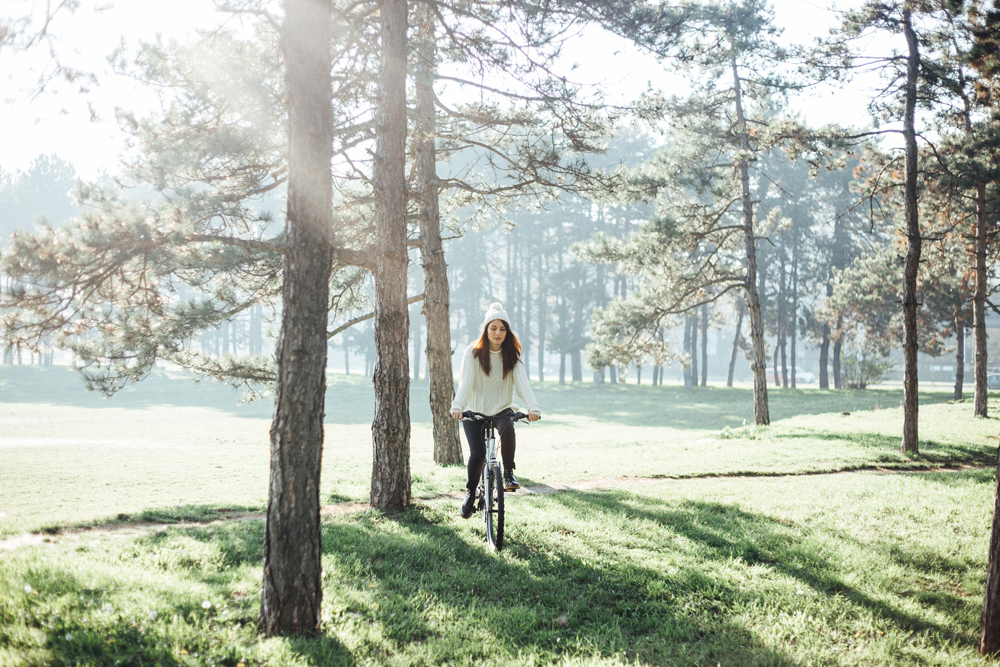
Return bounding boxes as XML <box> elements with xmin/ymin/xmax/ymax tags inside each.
<box><xmin>841</xmin><ymin>339</ymin><xmax>895</xmax><ymax>389</ymax></box>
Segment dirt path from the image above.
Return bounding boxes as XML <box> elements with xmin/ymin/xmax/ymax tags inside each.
<box><xmin>0</xmin><ymin>464</ymin><xmax>989</xmax><ymax>553</ymax></box>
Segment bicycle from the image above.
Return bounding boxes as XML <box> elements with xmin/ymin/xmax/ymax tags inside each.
<box><xmin>461</xmin><ymin>410</ymin><xmax>532</xmax><ymax>551</ymax></box>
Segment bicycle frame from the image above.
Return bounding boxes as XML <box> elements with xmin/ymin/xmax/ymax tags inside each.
<box><xmin>462</xmin><ymin>410</ymin><xmax>530</xmax><ymax>551</ymax></box>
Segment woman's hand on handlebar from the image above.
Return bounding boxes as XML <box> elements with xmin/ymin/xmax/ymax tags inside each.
<box><xmin>527</xmin><ymin>411</ymin><xmax>541</xmax><ymax>422</ymax></box>
<box><xmin>450</xmin><ymin>409</ymin><xmax>462</xmax><ymax>421</ymax></box>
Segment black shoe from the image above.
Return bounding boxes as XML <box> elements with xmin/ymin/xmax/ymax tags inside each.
<box><xmin>460</xmin><ymin>490</ymin><xmax>475</xmax><ymax>519</ymax></box>
<box><xmin>504</xmin><ymin>470</ymin><xmax>520</xmax><ymax>491</ymax></box>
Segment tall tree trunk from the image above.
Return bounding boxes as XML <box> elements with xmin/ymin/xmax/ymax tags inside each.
<box><xmin>778</xmin><ymin>254</ymin><xmax>788</xmax><ymax>388</ymax></box>
<box><xmin>900</xmin><ymin>5</ymin><xmax>921</xmax><ymax>453</ymax></box>
<box><xmin>370</xmin><ymin>0</ymin><xmax>411</xmax><ymax>508</ymax></box>
<box><xmin>690</xmin><ymin>313</ymin><xmax>699</xmax><ymax>388</ymax></box>
<box><xmin>790</xmin><ymin>243</ymin><xmax>799</xmax><ymax>389</ymax></box>
<box><xmin>414</xmin><ymin>2</ymin><xmax>462</xmax><ymax>464</ymax></box>
<box><xmin>571</xmin><ymin>277</ymin><xmax>584</xmax><ymax>383</ymax></box>
<box><xmin>974</xmin><ymin>182</ymin><xmax>989</xmax><ymax>417</ymax></box>
<box><xmin>819</xmin><ymin>324</ymin><xmax>830</xmax><ymax>389</ymax></box>
<box><xmin>259</xmin><ymin>0</ymin><xmax>332</xmax><ymax>636</ymax></box>
<box><xmin>412</xmin><ymin>310</ymin><xmax>422</xmax><ymax>382</ymax></box>
<box><xmin>683</xmin><ymin>315</ymin><xmax>693</xmax><ymax>389</ymax></box>
<box><xmin>732</xmin><ymin>54</ymin><xmax>769</xmax><ymax>425</ymax></box>
<box><xmin>537</xmin><ymin>283</ymin><xmax>547</xmax><ymax>383</ymax></box>
<box><xmin>727</xmin><ymin>300</ymin><xmax>744</xmax><ymax>387</ymax></box>
<box><xmin>523</xmin><ymin>253</ymin><xmax>532</xmax><ymax>377</ymax></box>
<box><xmin>700</xmin><ymin>303</ymin><xmax>708</xmax><ymax>387</ymax></box>
<box><xmin>981</xmin><ymin>447</ymin><xmax>1000</xmax><ymax>654</ymax></box>
<box><xmin>773</xmin><ymin>341</ymin><xmax>780</xmax><ymax>392</ymax></box>
<box><xmin>833</xmin><ymin>334</ymin><xmax>843</xmax><ymax>390</ymax></box>
<box><xmin>954</xmin><ymin>317</ymin><xmax>964</xmax><ymax>401</ymax></box>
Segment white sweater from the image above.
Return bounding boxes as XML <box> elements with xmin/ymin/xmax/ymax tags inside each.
<box><xmin>450</xmin><ymin>346</ymin><xmax>541</xmax><ymax>416</ymax></box>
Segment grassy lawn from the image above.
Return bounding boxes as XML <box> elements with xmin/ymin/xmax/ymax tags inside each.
<box><xmin>2</xmin><ymin>365</ymin><xmax>1000</xmax><ymax>665</ymax></box>
<box><xmin>1</xmin><ymin>365</ymin><xmax>998</xmax><ymax>537</ymax></box>
<box><xmin>0</xmin><ymin>469</ymin><xmax>995</xmax><ymax>666</ymax></box>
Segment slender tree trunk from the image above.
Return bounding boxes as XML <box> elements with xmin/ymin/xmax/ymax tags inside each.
<box><xmin>571</xmin><ymin>279</ymin><xmax>584</xmax><ymax>383</ymax></box>
<box><xmin>778</xmin><ymin>255</ymin><xmax>788</xmax><ymax>388</ymax></box>
<box><xmin>414</xmin><ymin>3</ymin><xmax>461</xmax><ymax>464</ymax></box>
<box><xmin>954</xmin><ymin>318</ymin><xmax>964</xmax><ymax>401</ymax></box>
<box><xmin>344</xmin><ymin>347</ymin><xmax>350</xmax><ymax>375</ymax></box>
<box><xmin>819</xmin><ymin>323</ymin><xmax>830</xmax><ymax>389</ymax></box>
<box><xmin>537</xmin><ymin>286</ymin><xmax>547</xmax><ymax>383</ymax></box>
<box><xmin>732</xmin><ymin>54</ymin><xmax>769</xmax><ymax>425</ymax></box>
<box><xmin>690</xmin><ymin>313</ymin><xmax>699</xmax><ymax>388</ymax></box>
<box><xmin>683</xmin><ymin>315</ymin><xmax>693</xmax><ymax>389</ymax></box>
<box><xmin>727</xmin><ymin>301</ymin><xmax>744</xmax><ymax>387</ymax></box>
<box><xmin>833</xmin><ymin>334</ymin><xmax>843</xmax><ymax>390</ymax></box>
<box><xmin>981</xmin><ymin>446</ymin><xmax>1000</xmax><ymax>654</ymax></box>
<box><xmin>974</xmin><ymin>182</ymin><xmax>989</xmax><ymax>417</ymax></box>
<box><xmin>900</xmin><ymin>5</ymin><xmax>920</xmax><ymax>453</ymax></box>
<box><xmin>773</xmin><ymin>341</ymin><xmax>780</xmax><ymax>391</ymax></box>
<box><xmin>370</xmin><ymin>0</ymin><xmax>411</xmax><ymax>508</ymax></box>
<box><xmin>259</xmin><ymin>0</ymin><xmax>332</xmax><ymax>636</ymax></box>
<box><xmin>412</xmin><ymin>311</ymin><xmax>422</xmax><ymax>382</ymax></box>
<box><xmin>790</xmin><ymin>245</ymin><xmax>798</xmax><ymax>389</ymax></box>
<box><xmin>700</xmin><ymin>303</ymin><xmax>708</xmax><ymax>387</ymax></box>
<box><xmin>559</xmin><ymin>352</ymin><xmax>566</xmax><ymax>385</ymax></box>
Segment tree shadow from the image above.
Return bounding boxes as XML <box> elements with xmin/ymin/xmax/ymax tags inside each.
<box><xmin>771</xmin><ymin>430</ymin><xmax>997</xmax><ymax>466</ymax></box>
<box><xmin>317</xmin><ymin>505</ymin><xmax>804</xmax><ymax>665</ymax></box>
<box><xmin>545</xmin><ymin>489</ymin><xmax>978</xmax><ymax>645</ymax></box>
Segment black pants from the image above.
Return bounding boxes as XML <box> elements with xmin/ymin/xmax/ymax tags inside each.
<box><xmin>463</xmin><ymin>409</ymin><xmax>516</xmax><ymax>492</ymax></box>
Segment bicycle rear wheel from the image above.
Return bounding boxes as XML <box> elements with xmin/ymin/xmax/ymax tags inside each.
<box><xmin>483</xmin><ymin>464</ymin><xmax>505</xmax><ymax>551</ymax></box>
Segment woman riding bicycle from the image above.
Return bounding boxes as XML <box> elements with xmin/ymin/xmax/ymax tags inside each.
<box><xmin>451</xmin><ymin>302</ymin><xmax>541</xmax><ymax>519</ymax></box>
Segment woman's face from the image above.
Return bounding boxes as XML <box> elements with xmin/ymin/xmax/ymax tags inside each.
<box><xmin>487</xmin><ymin>320</ymin><xmax>507</xmax><ymax>349</ymax></box>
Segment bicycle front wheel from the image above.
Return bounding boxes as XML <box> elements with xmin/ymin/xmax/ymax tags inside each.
<box><xmin>483</xmin><ymin>464</ymin><xmax>505</xmax><ymax>551</ymax></box>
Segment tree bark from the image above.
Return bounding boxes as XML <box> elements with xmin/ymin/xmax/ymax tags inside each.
<box><xmin>980</xmin><ymin>447</ymin><xmax>1000</xmax><ymax>654</ymax></box>
<box><xmin>953</xmin><ymin>318</ymin><xmax>964</xmax><ymax>401</ymax></box>
<box><xmin>790</xmin><ymin>240</ymin><xmax>798</xmax><ymax>389</ymax></box>
<box><xmin>259</xmin><ymin>0</ymin><xmax>332</xmax><ymax>636</ymax></box>
<box><xmin>833</xmin><ymin>333</ymin><xmax>843</xmax><ymax>390</ymax></box>
<box><xmin>778</xmin><ymin>254</ymin><xmax>788</xmax><ymax>388</ymax></box>
<box><xmin>413</xmin><ymin>2</ymin><xmax>462</xmax><ymax>465</ymax></box>
<box><xmin>727</xmin><ymin>300</ymin><xmax>744</xmax><ymax>387</ymax></box>
<box><xmin>733</xmin><ymin>54</ymin><xmax>769</xmax><ymax>425</ymax></box>
<box><xmin>974</xmin><ymin>182</ymin><xmax>989</xmax><ymax>417</ymax></box>
<box><xmin>537</xmin><ymin>282</ymin><xmax>547</xmax><ymax>383</ymax></box>
<box><xmin>683</xmin><ymin>315</ymin><xmax>693</xmax><ymax>389</ymax></box>
<box><xmin>370</xmin><ymin>0</ymin><xmax>411</xmax><ymax>509</ymax></box>
<box><xmin>819</xmin><ymin>323</ymin><xmax>830</xmax><ymax>389</ymax></box>
<box><xmin>690</xmin><ymin>313</ymin><xmax>699</xmax><ymax>388</ymax></box>
<box><xmin>900</xmin><ymin>5</ymin><xmax>921</xmax><ymax>453</ymax></box>
<box><xmin>701</xmin><ymin>303</ymin><xmax>708</xmax><ymax>387</ymax></box>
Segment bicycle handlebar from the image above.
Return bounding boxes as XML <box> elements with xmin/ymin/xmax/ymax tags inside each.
<box><xmin>461</xmin><ymin>410</ymin><xmax>535</xmax><ymax>422</ymax></box>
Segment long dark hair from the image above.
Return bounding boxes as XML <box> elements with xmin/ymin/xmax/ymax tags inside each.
<box><xmin>472</xmin><ymin>320</ymin><xmax>521</xmax><ymax>378</ymax></box>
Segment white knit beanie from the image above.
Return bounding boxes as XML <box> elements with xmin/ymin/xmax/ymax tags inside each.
<box><xmin>482</xmin><ymin>302</ymin><xmax>511</xmax><ymax>329</ymax></box>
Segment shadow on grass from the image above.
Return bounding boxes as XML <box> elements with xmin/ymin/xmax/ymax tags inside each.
<box><xmin>316</xmin><ymin>505</ymin><xmax>802</xmax><ymax>666</ymax></box>
<box><xmin>772</xmin><ymin>430</ymin><xmax>996</xmax><ymax>466</ymax></box>
<box><xmin>0</xmin><ymin>365</ymin><xmax>433</xmax><ymax>425</ymax></box>
<box><xmin>535</xmin><ymin>381</ymin><xmax>962</xmax><ymax>431</ymax></box>
<box><xmin>545</xmin><ymin>489</ymin><xmax>979</xmax><ymax>645</ymax></box>
<box><xmin>9</xmin><ymin>481</ymin><xmax>982</xmax><ymax>664</ymax></box>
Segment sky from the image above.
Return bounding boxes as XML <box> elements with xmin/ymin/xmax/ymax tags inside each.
<box><xmin>0</xmin><ymin>0</ymin><xmax>877</xmax><ymax>181</ymax></box>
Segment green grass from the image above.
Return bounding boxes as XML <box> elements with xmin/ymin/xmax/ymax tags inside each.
<box><xmin>3</xmin><ymin>365</ymin><xmax>1000</xmax><ymax>665</ymax></box>
<box><xmin>2</xmin><ymin>365</ymin><xmax>998</xmax><ymax>537</ymax></box>
<box><xmin>0</xmin><ymin>469</ymin><xmax>995</xmax><ymax>666</ymax></box>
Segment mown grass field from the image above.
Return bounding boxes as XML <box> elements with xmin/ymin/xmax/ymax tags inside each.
<box><xmin>2</xmin><ymin>365</ymin><xmax>1000</xmax><ymax>666</ymax></box>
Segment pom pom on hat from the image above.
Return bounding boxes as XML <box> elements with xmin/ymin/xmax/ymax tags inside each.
<box><xmin>482</xmin><ymin>302</ymin><xmax>511</xmax><ymax>328</ymax></box>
